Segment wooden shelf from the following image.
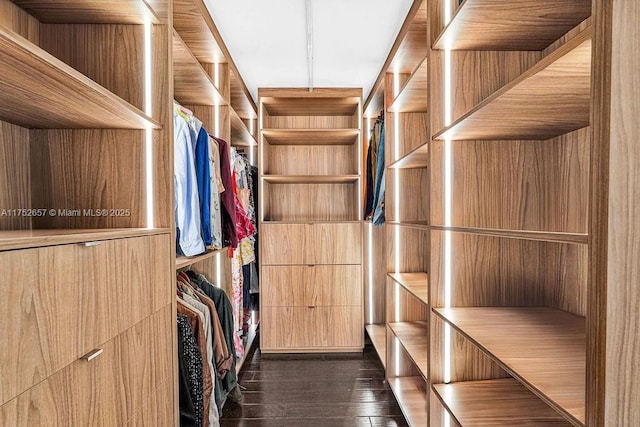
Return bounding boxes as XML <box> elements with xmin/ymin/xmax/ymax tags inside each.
<box><xmin>387</xmin><ymin>273</ymin><xmax>429</xmax><ymax>306</ymax></box>
<box><xmin>388</xmin><ymin>321</ymin><xmax>429</xmax><ymax>380</ymax></box>
<box><xmin>230</xmin><ymin>109</ymin><xmax>257</xmax><ymax>147</ymax></box>
<box><xmin>433</xmin><ymin>307</ymin><xmax>585</xmax><ymax>426</ymax></box>
<box><xmin>389</xmin><ymin>57</ymin><xmax>428</xmax><ymax>113</ymax></box>
<box><xmin>262</xmin><ymin>175</ymin><xmax>359</xmax><ymax>184</ymax></box>
<box><xmin>175</xmin><ymin>248</ymin><xmax>226</xmax><ymax>270</ymax></box>
<box><xmin>0</xmin><ymin>27</ymin><xmax>160</xmax><ymax>130</ymax></box>
<box><xmin>365</xmin><ymin>324</ymin><xmax>387</xmax><ymax>368</ymax></box>
<box><xmin>430</xmin><ymin>225</ymin><xmax>588</xmax><ymax>245</ymax></box>
<box><xmin>434</xmin><ymin>29</ymin><xmax>592</xmax><ymax>141</ymax></box>
<box><xmin>229</xmin><ymin>70</ymin><xmax>257</xmax><ymax>120</ymax></box>
<box><xmin>433</xmin><ymin>379</ymin><xmax>574</xmax><ymax>426</ymax></box>
<box><xmin>388</xmin><ymin>377</ymin><xmax>428</xmax><ymax>427</ymax></box>
<box><xmin>12</xmin><ymin>0</ymin><xmax>159</xmax><ymax>24</ymax></box>
<box><xmin>433</xmin><ymin>0</ymin><xmax>591</xmax><ymax>50</ymax></box>
<box><xmin>388</xmin><ymin>0</ymin><xmax>428</xmax><ymax>75</ymax></box>
<box><xmin>0</xmin><ymin>228</ymin><xmax>171</xmax><ymax>252</ymax></box>
<box><xmin>173</xmin><ymin>0</ymin><xmax>226</xmax><ymax>64</ymax></box>
<box><xmin>363</xmin><ymin>81</ymin><xmax>385</xmax><ymax>119</ymax></box>
<box><xmin>389</xmin><ymin>142</ymin><xmax>429</xmax><ymax>169</ymax></box>
<box><xmin>387</xmin><ymin>221</ymin><xmax>429</xmax><ymax>230</ymax></box>
<box><xmin>172</xmin><ymin>31</ymin><xmax>226</xmax><ymax>107</ymax></box>
<box><xmin>262</xmin><ymin>129</ymin><xmax>360</xmax><ymax>146</ymax></box>
<box><xmin>260</xmin><ymin>89</ymin><xmax>361</xmax><ymax>116</ymax></box>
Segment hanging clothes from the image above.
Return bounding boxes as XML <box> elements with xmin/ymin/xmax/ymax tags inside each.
<box><xmin>177</xmin><ymin>314</ymin><xmax>204</xmax><ymax>427</ymax></box>
<box><xmin>209</xmin><ymin>137</ymin><xmax>224</xmax><ymax>249</ymax></box>
<box><xmin>195</xmin><ymin>128</ymin><xmax>212</xmax><ymax>246</ymax></box>
<box><xmin>212</xmin><ymin>136</ymin><xmax>238</xmax><ymax>249</ymax></box>
<box><xmin>174</xmin><ymin>107</ymin><xmax>205</xmax><ymax>256</ymax></box>
<box><xmin>371</xmin><ymin>120</ymin><xmax>386</xmax><ymax>226</ymax></box>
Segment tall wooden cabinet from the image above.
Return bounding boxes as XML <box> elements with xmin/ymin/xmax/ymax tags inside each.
<box><xmin>0</xmin><ymin>0</ymin><xmax>175</xmax><ymax>424</ymax></box>
<box><xmin>258</xmin><ymin>88</ymin><xmax>364</xmax><ymax>352</ymax></box>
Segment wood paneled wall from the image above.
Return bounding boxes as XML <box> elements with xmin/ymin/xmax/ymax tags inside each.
<box><xmin>0</xmin><ymin>122</ymin><xmax>31</xmax><ymax>230</ymax></box>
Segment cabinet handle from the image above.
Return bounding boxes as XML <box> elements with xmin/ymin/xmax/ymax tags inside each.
<box><xmin>80</xmin><ymin>241</ymin><xmax>102</xmax><ymax>247</ymax></box>
<box><xmin>308</xmin><ymin>305</ymin><xmax>316</xmax><ymax>309</ymax></box>
<box><xmin>81</xmin><ymin>348</ymin><xmax>104</xmax><ymax>362</ymax></box>
<box><xmin>307</xmin><ymin>264</ymin><xmax>315</xmax><ymax>267</ymax></box>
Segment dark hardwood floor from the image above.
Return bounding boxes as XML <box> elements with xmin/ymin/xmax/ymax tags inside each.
<box><xmin>220</xmin><ymin>337</ymin><xmax>408</xmax><ymax>427</ymax></box>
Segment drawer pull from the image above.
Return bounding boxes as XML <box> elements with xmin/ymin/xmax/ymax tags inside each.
<box><xmin>308</xmin><ymin>305</ymin><xmax>316</xmax><ymax>309</ymax></box>
<box><xmin>81</xmin><ymin>348</ymin><xmax>104</xmax><ymax>362</ymax></box>
<box><xmin>307</xmin><ymin>264</ymin><xmax>315</xmax><ymax>267</ymax></box>
<box><xmin>81</xmin><ymin>241</ymin><xmax>102</xmax><ymax>247</ymax></box>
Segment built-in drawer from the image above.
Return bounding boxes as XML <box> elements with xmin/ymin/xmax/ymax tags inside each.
<box><xmin>261</xmin><ymin>306</ymin><xmax>363</xmax><ymax>350</ymax></box>
<box><xmin>262</xmin><ymin>265</ymin><xmax>362</xmax><ymax>307</ymax></box>
<box><xmin>0</xmin><ymin>304</ymin><xmax>174</xmax><ymax>426</ymax></box>
<box><xmin>0</xmin><ymin>233</ymin><xmax>171</xmax><ymax>406</ymax></box>
<box><xmin>261</xmin><ymin>222</ymin><xmax>362</xmax><ymax>265</ymax></box>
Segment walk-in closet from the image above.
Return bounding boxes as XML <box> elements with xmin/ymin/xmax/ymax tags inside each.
<box><xmin>0</xmin><ymin>0</ymin><xmax>638</xmax><ymax>425</ymax></box>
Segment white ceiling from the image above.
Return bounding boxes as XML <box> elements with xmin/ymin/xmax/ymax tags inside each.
<box><xmin>204</xmin><ymin>0</ymin><xmax>413</xmax><ymax>103</ymax></box>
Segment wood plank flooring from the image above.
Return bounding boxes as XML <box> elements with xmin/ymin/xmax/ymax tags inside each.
<box><xmin>221</xmin><ymin>338</ymin><xmax>408</xmax><ymax>426</ymax></box>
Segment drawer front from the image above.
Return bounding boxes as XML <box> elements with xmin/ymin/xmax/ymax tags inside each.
<box><xmin>261</xmin><ymin>222</ymin><xmax>362</xmax><ymax>265</ymax></box>
<box><xmin>0</xmin><ymin>304</ymin><xmax>174</xmax><ymax>426</ymax></box>
<box><xmin>262</xmin><ymin>306</ymin><xmax>363</xmax><ymax>350</ymax></box>
<box><xmin>0</xmin><ymin>233</ymin><xmax>171</xmax><ymax>406</ymax></box>
<box><xmin>262</xmin><ymin>265</ymin><xmax>362</xmax><ymax>307</ymax></box>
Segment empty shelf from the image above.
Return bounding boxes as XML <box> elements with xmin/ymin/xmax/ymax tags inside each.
<box><xmin>365</xmin><ymin>324</ymin><xmax>386</xmax><ymax>368</ymax></box>
<box><xmin>260</xmin><ymin>89</ymin><xmax>361</xmax><ymax>116</ymax></box>
<box><xmin>430</xmin><ymin>225</ymin><xmax>589</xmax><ymax>245</ymax></box>
<box><xmin>433</xmin><ymin>379</ymin><xmax>574</xmax><ymax>426</ymax></box>
<box><xmin>434</xmin><ymin>29</ymin><xmax>591</xmax><ymax>141</ymax></box>
<box><xmin>388</xmin><ymin>321</ymin><xmax>429</xmax><ymax>379</ymax></box>
<box><xmin>387</xmin><ymin>273</ymin><xmax>429</xmax><ymax>305</ymax></box>
<box><xmin>389</xmin><ymin>142</ymin><xmax>429</xmax><ymax>169</ymax></box>
<box><xmin>231</xmin><ymin>109</ymin><xmax>257</xmax><ymax>147</ymax></box>
<box><xmin>173</xmin><ymin>31</ymin><xmax>226</xmax><ymax>106</ymax></box>
<box><xmin>262</xmin><ymin>175</ymin><xmax>359</xmax><ymax>184</ymax></box>
<box><xmin>262</xmin><ymin>129</ymin><xmax>360</xmax><ymax>145</ymax></box>
<box><xmin>12</xmin><ymin>0</ymin><xmax>159</xmax><ymax>24</ymax></box>
<box><xmin>0</xmin><ymin>27</ymin><xmax>159</xmax><ymax>129</ymax></box>
<box><xmin>434</xmin><ymin>307</ymin><xmax>585</xmax><ymax>425</ymax></box>
<box><xmin>173</xmin><ymin>0</ymin><xmax>226</xmax><ymax>63</ymax></box>
<box><xmin>388</xmin><ymin>0</ymin><xmax>428</xmax><ymax>74</ymax></box>
<box><xmin>389</xmin><ymin>58</ymin><xmax>428</xmax><ymax>113</ymax></box>
<box><xmin>433</xmin><ymin>0</ymin><xmax>591</xmax><ymax>50</ymax></box>
<box><xmin>0</xmin><ymin>228</ymin><xmax>170</xmax><ymax>251</ymax></box>
<box><xmin>388</xmin><ymin>377</ymin><xmax>428</xmax><ymax>427</ymax></box>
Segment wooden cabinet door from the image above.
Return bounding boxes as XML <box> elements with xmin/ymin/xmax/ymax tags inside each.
<box><xmin>261</xmin><ymin>223</ymin><xmax>308</xmax><ymax>264</ymax></box>
<box><xmin>0</xmin><ymin>233</ymin><xmax>171</xmax><ymax>406</ymax></box>
<box><xmin>0</xmin><ymin>305</ymin><xmax>174</xmax><ymax>426</ymax></box>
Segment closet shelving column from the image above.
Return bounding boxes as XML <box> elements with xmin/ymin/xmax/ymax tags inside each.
<box><xmin>259</xmin><ymin>88</ymin><xmax>364</xmax><ymax>353</ymax></box>
<box><xmin>428</xmin><ymin>0</ymin><xmax>592</xmax><ymax>425</ymax></box>
<box><xmin>171</xmin><ymin>0</ymin><xmax>259</xmax><ymax>371</ymax></box>
<box><xmin>379</xmin><ymin>0</ymin><xmax>431</xmax><ymax>425</ymax></box>
<box><xmin>0</xmin><ymin>0</ymin><xmax>175</xmax><ymax>423</ymax></box>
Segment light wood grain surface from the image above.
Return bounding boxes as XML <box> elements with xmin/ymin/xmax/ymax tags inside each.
<box><xmin>172</xmin><ymin>0</ymin><xmax>225</xmax><ymax>63</ymax></box>
<box><xmin>261</xmin><ymin>97</ymin><xmax>360</xmax><ymax>117</ymax></box>
<box><xmin>0</xmin><ymin>27</ymin><xmax>158</xmax><ymax>129</ymax></box>
<box><xmin>389</xmin><ymin>321</ymin><xmax>429</xmax><ymax>379</ymax></box>
<box><xmin>175</xmin><ymin>247</ymin><xmax>226</xmax><ymax>270</ymax></box>
<box><xmin>262</xmin><ymin>175</ymin><xmax>359</xmax><ymax>184</ymax></box>
<box><xmin>389</xmin><ymin>141</ymin><xmax>428</xmax><ymax>169</ymax></box>
<box><xmin>434</xmin><ymin>307</ymin><xmax>586</xmax><ymax>425</ymax></box>
<box><xmin>433</xmin><ymin>378</ymin><xmax>574</xmax><ymax>426</ymax></box>
<box><xmin>389</xmin><ymin>57</ymin><xmax>429</xmax><ymax>113</ymax></box>
<box><xmin>430</xmin><ymin>226</ymin><xmax>588</xmax><ymax>245</ymax></box>
<box><xmin>388</xmin><ymin>272</ymin><xmax>429</xmax><ymax>306</ymax></box>
<box><xmin>388</xmin><ymin>0</ymin><xmax>428</xmax><ymax>75</ymax></box>
<box><xmin>11</xmin><ymin>0</ymin><xmax>159</xmax><ymax>24</ymax></box>
<box><xmin>433</xmin><ymin>0</ymin><xmax>591</xmax><ymax>50</ymax></box>
<box><xmin>388</xmin><ymin>377</ymin><xmax>429</xmax><ymax>427</ymax></box>
<box><xmin>430</xmin><ymin>129</ymin><xmax>589</xmax><ymax>234</ymax></box>
<box><xmin>172</xmin><ymin>30</ymin><xmax>226</xmax><ymax>106</ymax></box>
<box><xmin>0</xmin><ymin>0</ymin><xmax>39</xmax><ymax>43</ymax></box>
<box><xmin>262</xmin><ymin>129</ymin><xmax>360</xmax><ymax>145</ymax></box>
<box><xmin>434</xmin><ymin>31</ymin><xmax>591</xmax><ymax>141</ymax></box>
<box><xmin>230</xmin><ymin>108</ymin><xmax>257</xmax><ymax>146</ymax></box>
<box><xmin>0</xmin><ymin>121</ymin><xmax>31</xmax><ymax>231</ymax></box>
<box><xmin>366</xmin><ymin>324</ymin><xmax>387</xmax><ymax>367</ymax></box>
<box><xmin>264</xmin><ymin>144</ymin><xmax>357</xmax><ymax>176</ymax></box>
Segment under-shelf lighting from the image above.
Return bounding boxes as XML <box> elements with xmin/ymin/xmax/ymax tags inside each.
<box><xmin>144</xmin><ymin>16</ymin><xmax>154</xmax><ymax>229</ymax></box>
<box><xmin>358</xmin><ymin>101</ymin><xmax>363</xmax><ymax>219</ymax></box>
<box><xmin>249</xmin><ymin>118</ymin><xmax>255</xmax><ymax>166</ymax></box>
<box><xmin>394</xmin><ymin>281</ymin><xmax>400</xmax><ymax>323</ymax></box>
<box><xmin>394</xmin><ymin>335</ymin><xmax>401</xmax><ymax>376</ymax></box>
<box><xmin>368</xmin><ymin>222</ymin><xmax>374</xmax><ymax>325</ymax></box>
<box><xmin>259</xmin><ymin>101</ymin><xmax>264</xmax><ymax>222</ymax></box>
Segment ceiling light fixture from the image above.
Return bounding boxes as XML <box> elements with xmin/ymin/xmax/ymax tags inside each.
<box><xmin>306</xmin><ymin>0</ymin><xmax>314</xmax><ymax>92</ymax></box>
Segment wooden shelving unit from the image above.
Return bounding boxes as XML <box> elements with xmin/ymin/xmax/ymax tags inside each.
<box><xmin>389</xmin><ymin>58</ymin><xmax>428</xmax><ymax>113</ymax></box>
<box><xmin>434</xmin><ymin>29</ymin><xmax>592</xmax><ymax>141</ymax></box>
<box><xmin>430</xmin><ymin>225</ymin><xmax>589</xmax><ymax>245</ymax></box>
<box><xmin>388</xmin><ymin>377</ymin><xmax>429</xmax><ymax>427</ymax></box>
<box><xmin>262</xmin><ymin>129</ymin><xmax>360</xmax><ymax>145</ymax></box>
<box><xmin>433</xmin><ymin>378</ymin><xmax>574</xmax><ymax>426</ymax></box>
<box><xmin>365</xmin><ymin>324</ymin><xmax>387</xmax><ymax>368</ymax></box>
<box><xmin>230</xmin><ymin>109</ymin><xmax>257</xmax><ymax>147</ymax></box>
<box><xmin>388</xmin><ymin>321</ymin><xmax>428</xmax><ymax>379</ymax></box>
<box><xmin>387</xmin><ymin>221</ymin><xmax>429</xmax><ymax>230</ymax></box>
<box><xmin>11</xmin><ymin>0</ymin><xmax>159</xmax><ymax>24</ymax></box>
<box><xmin>262</xmin><ymin>175</ymin><xmax>359</xmax><ymax>184</ymax></box>
<box><xmin>175</xmin><ymin>248</ymin><xmax>227</xmax><ymax>270</ymax></box>
<box><xmin>434</xmin><ymin>307</ymin><xmax>585</xmax><ymax>425</ymax></box>
<box><xmin>433</xmin><ymin>0</ymin><xmax>591</xmax><ymax>50</ymax></box>
<box><xmin>388</xmin><ymin>273</ymin><xmax>429</xmax><ymax>305</ymax></box>
<box><xmin>388</xmin><ymin>142</ymin><xmax>428</xmax><ymax>169</ymax></box>
<box><xmin>172</xmin><ymin>30</ymin><xmax>226</xmax><ymax>106</ymax></box>
<box><xmin>0</xmin><ymin>27</ymin><xmax>159</xmax><ymax>130</ymax></box>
